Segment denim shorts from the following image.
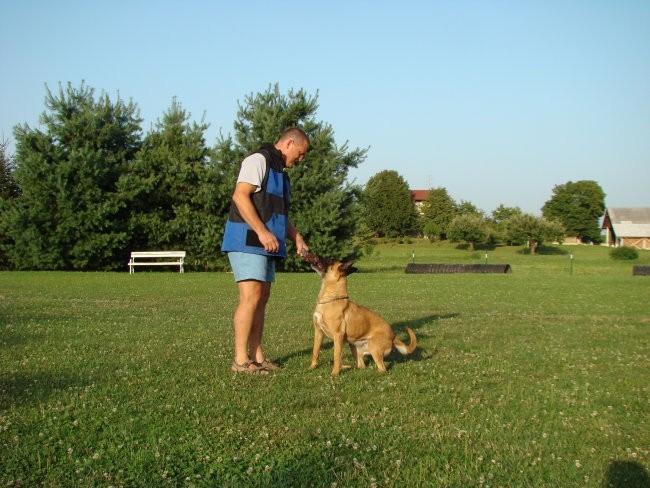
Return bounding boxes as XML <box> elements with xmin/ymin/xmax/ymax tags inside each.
<box><xmin>227</xmin><ymin>252</ymin><xmax>276</xmax><ymax>283</ymax></box>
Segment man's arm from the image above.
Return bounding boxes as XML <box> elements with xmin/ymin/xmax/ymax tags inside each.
<box><xmin>231</xmin><ymin>182</ymin><xmax>280</xmax><ymax>254</ymax></box>
<box><xmin>287</xmin><ymin>220</ymin><xmax>308</xmax><ymax>255</ymax></box>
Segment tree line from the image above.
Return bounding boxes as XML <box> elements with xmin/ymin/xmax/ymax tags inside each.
<box><xmin>361</xmin><ymin>170</ymin><xmax>605</xmax><ymax>254</ymax></box>
<box><xmin>0</xmin><ymin>82</ymin><xmax>606</xmax><ymax>270</ymax></box>
<box><xmin>0</xmin><ymin>82</ymin><xmax>365</xmax><ymax>271</ymax></box>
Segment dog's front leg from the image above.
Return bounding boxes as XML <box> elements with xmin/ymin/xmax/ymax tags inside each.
<box><xmin>331</xmin><ymin>334</ymin><xmax>346</xmax><ymax>376</ymax></box>
<box><xmin>310</xmin><ymin>312</ymin><xmax>324</xmax><ymax>369</ymax></box>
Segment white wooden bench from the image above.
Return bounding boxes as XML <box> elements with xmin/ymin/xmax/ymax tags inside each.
<box><xmin>128</xmin><ymin>251</ymin><xmax>186</xmax><ymax>274</ymax></box>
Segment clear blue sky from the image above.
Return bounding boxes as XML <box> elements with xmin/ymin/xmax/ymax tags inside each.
<box><xmin>2</xmin><ymin>0</ymin><xmax>648</xmax><ymax>215</ymax></box>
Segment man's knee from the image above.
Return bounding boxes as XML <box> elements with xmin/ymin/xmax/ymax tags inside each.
<box><xmin>238</xmin><ymin>281</ymin><xmax>271</xmax><ymax>306</ymax></box>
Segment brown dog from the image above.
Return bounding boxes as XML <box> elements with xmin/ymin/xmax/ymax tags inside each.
<box><xmin>309</xmin><ymin>259</ymin><xmax>417</xmax><ymax>375</ymax></box>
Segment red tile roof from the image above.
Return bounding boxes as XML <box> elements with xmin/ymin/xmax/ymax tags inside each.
<box><xmin>410</xmin><ymin>190</ymin><xmax>429</xmax><ymax>202</ymax></box>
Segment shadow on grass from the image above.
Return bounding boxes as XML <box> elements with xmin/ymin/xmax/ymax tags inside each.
<box><xmin>454</xmin><ymin>243</ymin><xmax>498</xmax><ymax>251</ymax></box>
<box><xmin>0</xmin><ymin>371</ymin><xmax>87</xmax><ymax>410</ymax></box>
<box><xmin>393</xmin><ymin>313</ymin><xmax>458</xmax><ymax>328</ymax></box>
<box><xmin>389</xmin><ymin>313</ymin><xmax>457</xmax><ymax>365</ymax></box>
<box><xmin>517</xmin><ymin>245</ymin><xmax>569</xmax><ymax>256</ymax></box>
<box><xmin>603</xmin><ymin>460</ymin><xmax>650</xmax><ymax>488</ymax></box>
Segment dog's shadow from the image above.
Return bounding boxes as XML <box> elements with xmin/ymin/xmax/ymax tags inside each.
<box><xmin>276</xmin><ymin>313</ymin><xmax>457</xmax><ymax>369</ymax></box>
<box><xmin>392</xmin><ymin>313</ymin><xmax>457</xmax><ymax>332</ymax></box>
<box><xmin>387</xmin><ymin>313</ymin><xmax>457</xmax><ymax>365</ymax></box>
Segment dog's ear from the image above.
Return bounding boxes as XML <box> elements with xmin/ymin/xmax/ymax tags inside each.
<box><xmin>339</xmin><ymin>261</ymin><xmax>358</xmax><ymax>276</ymax></box>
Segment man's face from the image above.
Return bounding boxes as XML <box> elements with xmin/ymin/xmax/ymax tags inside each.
<box><xmin>285</xmin><ymin>139</ymin><xmax>309</xmax><ymax>168</ymax></box>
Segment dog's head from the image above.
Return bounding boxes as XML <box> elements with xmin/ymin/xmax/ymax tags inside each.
<box><xmin>311</xmin><ymin>259</ymin><xmax>357</xmax><ymax>280</ymax></box>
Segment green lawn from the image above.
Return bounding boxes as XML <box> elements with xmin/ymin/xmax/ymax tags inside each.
<box><xmin>1</xmin><ymin>242</ymin><xmax>649</xmax><ymax>487</ymax></box>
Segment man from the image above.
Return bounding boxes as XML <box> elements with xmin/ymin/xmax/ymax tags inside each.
<box><xmin>221</xmin><ymin>127</ymin><xmax>310</xmax><ymax>374</ymax></box>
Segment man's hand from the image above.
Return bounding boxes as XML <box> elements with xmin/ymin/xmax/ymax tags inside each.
<box><xmin>257</xmin><ymin>228</ymin><xmax>280</xmax><ymax>254</ymax></box>
<box><xmin>294</xmin><ymin>233</ymin><xmax>308</xmax><ymax>256</ymax></box>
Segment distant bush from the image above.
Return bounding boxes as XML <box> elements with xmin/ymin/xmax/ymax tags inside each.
<box><xmin>423</xmin><ymin>222</ymin><xmax>441</xmax><ymax>241</ymax></box>
<box><xmin>362</xmin><ymin>243</ymin><xmax>375</xmax><ymax>257</ymax></box>
<box><xmin>610</xmin><ymin>247</ymin><xmax>639</xmax><ymax>260</ymax></box>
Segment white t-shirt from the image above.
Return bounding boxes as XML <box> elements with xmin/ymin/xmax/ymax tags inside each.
<box><xmin>237</xmin><ymin>153</ymin><xmax>267</xmax><ymax>193</ymax></box>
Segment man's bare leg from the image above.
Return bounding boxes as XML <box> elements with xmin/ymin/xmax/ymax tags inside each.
<box><xmin>233</xmin><ymin>280</ymin><xmax>270</xmax><ymax>366</ymax></box>
<box><xmin>247</xmin><ymin>281</ymin><xmax>271</xmax><ymax>363</ymax></box>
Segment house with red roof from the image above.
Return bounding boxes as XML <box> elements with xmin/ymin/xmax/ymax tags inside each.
<box><xmin>410</xmin><ymin>190</ymin><xmax>429</xmax><ymax>214</ymax></box>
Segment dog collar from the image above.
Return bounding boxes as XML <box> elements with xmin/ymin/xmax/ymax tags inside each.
<box><xmin>317</xmin><ymin>296</ymin><xmax>348</xmax><ymax>304</ymax></box>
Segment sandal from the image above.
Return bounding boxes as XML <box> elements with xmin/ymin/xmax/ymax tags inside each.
<box><xmin>257</xmin><ymin>359</ymin><xmax>281</xmax><ymax>371</ymax></box>
<box><xmin>231</xmin><ymin>360</ymin><xmax>269</xmax><ymax>375</ymax></box>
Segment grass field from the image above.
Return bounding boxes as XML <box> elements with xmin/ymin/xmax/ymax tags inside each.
<box><xmin>1</xmin><ymin>241</ymin><xmax>649</xmax><ymax>487</ymax></box>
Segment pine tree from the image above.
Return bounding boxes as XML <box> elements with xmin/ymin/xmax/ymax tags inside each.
<box><xmin>3</xmin><ymin>82</ymin><xmax>141</xmax><ymax>270</ymax></box>
<box><xmin>0</xmin><ymin>140</ymin><xmax>20</xmax><ymax>269</ymax></box>
<box><xmin>213</xmin><ymin>84</ymin><xmax>366</xmax><ymax>270</ymax></box>
<box><xmin>119</xmin><ymin>98</ymin><xmax>220</xmax><ymax>269</ymax></box>
<box><xmin>0</xmin><ymin>140</ymin><xmax>20</xmax><ymax>200</ymax></box>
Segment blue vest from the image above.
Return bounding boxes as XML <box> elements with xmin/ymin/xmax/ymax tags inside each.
<box><xmin>221</xmin><ymin>145</ymin><xmax>290</xmax><ymax>257</ymax></box>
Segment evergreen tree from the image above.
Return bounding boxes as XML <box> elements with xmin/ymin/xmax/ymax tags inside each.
<box><xmin>192</xmin><ymin>141</ymin><xmax>239</xmax><ymax>270</ymax></box>
<box><xmin>0</xmin><ymin>140</ymin><xmax>20</xmax><ymax>200</ymax></box>
<box><xmin>0</xmin><ymin>140</ymin><xmax>20</xmax><ymax>269</ymax></box>
<box><xmin>542</xmin><ymin>180</ymin><xmax>605</xmax><ymax>243</ymax></box>
<box><xmin>119</xmin><ymin>98</ymin><xmax>219</xmax><ymax>269</ymax></box>
<box><xmin>213</xmin><ymin>84</ymin><xmax>366</xmax><ymax>271</ymax></box>
<box><xmin>362</xmin><ymin>170</ymin><xmax>418</xmax><ymax>238</ymax></box>
<box><xmin>3</xmin><ymin>82</ymin><xmax>141</xmax><ymax>270</ymax></box>
<box><xmin>421</xmin><ymin>187</ymin><xmax>456</xmax><ymax>240</ymax></box>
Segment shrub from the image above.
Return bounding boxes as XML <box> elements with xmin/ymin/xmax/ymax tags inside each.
<box><xmin>423</xmin><ymin>222</ymin><xmax>441</xmax><ymax>241</ymax></box>
<box><xmin>610</xmin><ymin>246</ymin><xmax>639</xmax><ymax>260</ymax></box>
<box><xmin>362</xmin><ymin>243</ymin><xmax>375</xmax><ymax>257</ymax></box>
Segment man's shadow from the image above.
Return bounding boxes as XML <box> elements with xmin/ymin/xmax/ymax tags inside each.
<box><xmin>603</xmin><ymin>460</ymin><xmax>650</xmax><ymax>488</ymax></box>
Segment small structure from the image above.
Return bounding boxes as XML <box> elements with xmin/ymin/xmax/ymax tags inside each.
<box><xmin>633</xmin><ymin>266</ymin><xmax>650</xmax><ymax>276</ymax></box>
<box><xmin>405</xmin><ymin>263</ymin><xmax>511</xmax><ymax>274</ymax></box>
<box><xmin>601</xmin><ymin>208</ymin><xmax>650</xmax><ymax>250</ymax></box>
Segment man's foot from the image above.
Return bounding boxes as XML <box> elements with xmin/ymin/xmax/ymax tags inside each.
<box><xmin>256</xmin><ymin>359</ymin><xmax>281</xmax><ymax>371</ymax></box>
<box><xmin>231</xmin><ymin>360</ymin><xmax>269</xmax><ymax>375</ymax></box>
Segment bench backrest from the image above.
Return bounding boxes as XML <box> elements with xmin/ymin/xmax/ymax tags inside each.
<box><xmin>131</xmin><ymin>251</ymin><xmax>186</xmax><ymax>258</ymax></box>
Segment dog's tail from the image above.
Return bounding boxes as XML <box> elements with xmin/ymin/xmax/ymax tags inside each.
<box><xmin>393</xmin><ymin>327</ymin><xmax>417</xmax><ymax>355</ymax></box>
